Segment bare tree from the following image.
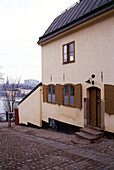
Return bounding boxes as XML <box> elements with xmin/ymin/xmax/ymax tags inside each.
<box><xmin>0</xmin><ymin>72</ymin><xmax>4</xmax><ymax>83</ymax></box>
<box><xmin>3</xmin><ymin>77</ymin><xmax>21</xmax><ymax>113</ymax></box>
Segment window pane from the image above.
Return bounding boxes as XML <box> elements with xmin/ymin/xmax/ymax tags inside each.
<box><xmin>70</xmin><ymin>86</ymin><xmax>74</xmax><ymax>96</ymax></box>
<box><xmin>64</xmin><ymin>54</ymin><xmax>67</xmax><ymax>63</ymax></box>
<box><xmin>64</xmin><ymin>85</ymin><xmax>68</xmax><ymax>95</ymax></box>
<box><xmin>69</xmin><ymin>52</ymin><xmax>74</xmax><ymax>61</ymax></box>
<box><xmin>70</xmin><ymin>96</ymin><xmax>74</xmax><ymax>106</ymax></box>
<box><xmin>70</xmin><ymin>86</ymin><xmax>74</xmax><ymax>105</ymax></box>
<box><xmin>52</xmin><ymin>94</ymin><xmax>55</xmax><ymax>102</ymax></box>
<box><xmin>69</xmin><ymin>43</ymin><xmax>74</xmax><ymax>52</ymax></box>
<box><xmin>64</xmin><ymin>96</ymin><xmax>68</xmax><ymax>105</ymax></box>
<box><xmin>52</xmin><ymin>85</ymin><xmax>55</xmax><ymax>94</ymax></box>
<box><xmin>64</xmin><ymin>85</ymin><xmax>68</xmax><ymax>104</ymax></box>
<box><xmin>64</xmin><ymin>45</ymin><xmax>67</xmax><ymax>54</ymax></box>
<box><xmin>48</xmin><ymin>86</ymin><xmax>51</xmax><ymax>94</ymax></box>
<box><xmin>48</xmin><ymin>94</ymin><xmax>51</xmax><ymax>102</ymax></box>
<box><xmin>48</xmin><ymin>85</ymin><xmax>51</xmax><ymax>102</ymax></box>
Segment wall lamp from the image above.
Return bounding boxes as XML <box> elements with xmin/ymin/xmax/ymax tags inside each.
<box><xmin>85</xmin><ymin>74</ymin><xmax>95</xmax><ymax>85</ymax></box>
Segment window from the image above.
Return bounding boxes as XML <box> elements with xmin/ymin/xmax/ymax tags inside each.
<box><xmin>48</xmin><ymin>85</ymin><xmax>55</xmax><ymax>103</ymax></box>
<box><xmin>64</xmin><ymin>85</ymin><xmax>75</xmax><ymax>106</ymax></box>
<box><xmin>64</xmin><ymin>85</ymin><xmax>68</xmax><ymax>105</ymax></box>
<box><xmin>52</xmin><ymin>85</ymin><xmax>55</xmax><ymax>102</ymax></box>
<box><xmin>63</xmin><ymin>41</ymin><xmax>75</xmax><ymax>64</ymax></box>
<box><xmin>70</xmin><ymin>85</ymin><xmax>74</xmax><ymax>106</ymax></box>
<box><xmin>43</xmin><ymin>83</ymin><xmax>82</xmax><ymax>109</ymax></box>
<box><xmin>48</xmin><ymin>85</ymin><xmax>51</xmax><ymax>102</ymax></box>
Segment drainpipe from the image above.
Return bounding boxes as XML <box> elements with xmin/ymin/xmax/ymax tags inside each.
<box><xmin>40</xmin><ymin>86</ymin><xmax>42</xmax><ymax>127</ymax></box>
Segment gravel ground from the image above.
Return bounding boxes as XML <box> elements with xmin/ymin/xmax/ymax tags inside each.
<box><xmin>0</xmin><ymin>122</ymin><xmax>113</xmax><ymax>157</ymax></box>
<box><xmin>0</xmin><ymin>122</ymin><xmax>114</xmax><ymax>169</ymax></box>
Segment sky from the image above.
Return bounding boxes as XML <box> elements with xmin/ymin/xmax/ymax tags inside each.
<box><xmin>0</xmin><ymin>0</ymin><xmax>78</xmax><ymax>83</ymax></box>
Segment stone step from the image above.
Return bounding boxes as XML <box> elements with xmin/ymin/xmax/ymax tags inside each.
<box><xmin>80</xmin><ymin>127</ymin><xmax>103</xmax><ymax>137</ymax></box>
<box><xmin>73</xmin><ymin>126</ymin><xmax>104</xmax><ymax>144</ymax></box>
<box><xmin>87</xmin><ymin>125</ymin><xmax>103</xmax><ymax>132</ymax></box>
<box><xmin>75</xmin><ymin>132</ymin><xmax>98</xmax><ymax>141</ymax></box>
<box><xmin>71</xmin><ymin>135</ymin><xmax>91</xmax><ymax>144</ymax></box>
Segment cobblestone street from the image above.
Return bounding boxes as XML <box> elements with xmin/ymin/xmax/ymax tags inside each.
<box><xmin>0</xmin><ymin>122</ymin><xmax>114</xmax><ymax>170</ymax></box>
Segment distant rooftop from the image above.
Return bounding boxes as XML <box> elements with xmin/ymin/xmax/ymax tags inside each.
<box><xmin>38</xmin><ymin>0</ymin><xmax>113</xmax><ymax>44</ymax></box>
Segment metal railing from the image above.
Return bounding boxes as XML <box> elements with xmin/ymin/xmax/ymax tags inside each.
<box><xmin>61</xmin><ymin>0</ymin><xmax>81</xmax><ymax>14</ymax></box>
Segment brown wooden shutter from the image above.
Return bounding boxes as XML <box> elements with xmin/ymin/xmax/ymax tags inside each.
<box><xmin>104</xmin><ymin>84</ymin><xmax>114</xmax><ymax>114</ymax></box>
<box><xmin>55</xmin><ymin>84</ymin><xmax>63</xmax><ymax>105</ymax></box>
<box><xmin>43</xmin><ymin>85</ymin><xmax>47</xmax><ymax>102</ymax></box>
<box><xmin>74</xmin><ymin>84</ymin><xmax>82</xmax><ymax>109</ymax></box>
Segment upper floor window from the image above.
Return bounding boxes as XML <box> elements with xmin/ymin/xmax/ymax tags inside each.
<box><xmin>64</xmin><ymin>84</ymin><xmax>75</xmax><ymax>106</ymax></box>
<box><xmin>48</xmin><ymin>85</ymin><xmax>55</xmax><ymax>103</ymax></box>
<box><xmin>63</xmin><ymin>41</ymin><xmax>75</xmax><ymax>64</ymax></box>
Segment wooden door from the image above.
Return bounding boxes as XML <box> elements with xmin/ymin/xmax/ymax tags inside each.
<box><xmin>89</xmin><ymin>87</ymin><xmax>101</xmax><ymax>127</ymax></box>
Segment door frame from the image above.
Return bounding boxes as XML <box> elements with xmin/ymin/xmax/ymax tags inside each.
<box><xmin>88</xmin><ymin>87</ymin><xmax>101</xmax><ymax>127</ymax></box>
<box><xmin>84</xmin><ymin>86</ymin><xmax>104</xmax><ymax>129</ymax></box>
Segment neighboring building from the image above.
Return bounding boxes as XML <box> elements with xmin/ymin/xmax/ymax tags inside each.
<box><xmin>18</xmin><ymin>83</ymin><xmax>42</xmax><ymax>126</ymax></box>
<box><xmin>24</xmin><ymin>79</ymin><xmax>39</xmax><ymax>87</ymax></box>
<box><xmin>19</xmin><ymin>0</ymin><xmax>114</xmax><ymax>133</ymax></box>
<box><xmin>0</xmin><ymin>84</ymin><xmax>4</xmax><ymax>96</ymax></box>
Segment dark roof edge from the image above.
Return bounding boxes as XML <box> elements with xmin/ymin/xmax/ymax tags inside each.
<box><xmin>18</xmin><ymin>82</ymin><xmax>42</xmax><ymax>105</ymax></box>
<box><xmin>38</xmin><ymin>2</ymin><xmax>114</xmax><ymax>44</ymax></box>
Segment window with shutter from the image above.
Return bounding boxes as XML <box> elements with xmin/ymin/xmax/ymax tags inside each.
<box><xmin>47</xmin><ymin>84</ymin><xmax>56</xmax><ymax>103</ymax></box>
<box><xmin>48</xmin><ymin>85</ymin><xmax>51</xmax><ymax>102</ymax></box>
<box><xmin>56</xmin><ymin>84</ymin><xmax>63</xmax><ymax>105</ymax></box>
<box><xmin>104</xmin><ymin>84</ymin><xmax>114</xmax><ymax>114</ymax></box>
<box><xmin>43</xmin><ymin>85</ymin><xmax>47</xmax><ymax>102</ymax></box>
<box><xmin>70</xmin><ymin>85</ymin><xmax>75</xmax><ymax>106</ymax></box>
<box><xmin>74</xmin><ymin>84</ymin><xmax>82</xmax><ymax>109</ymax></box>
<box><xmin>52</xmin><ymin>85</ymin><xmax>55</xmax><ymax>102</ymax></box>
<box><xmin>64</xmin><ymin>85</ymin><xmax>68</xmax><ymax>105</ymax></box>
<box><xmin>63</xmin><ymin>84</ymin><xmax>75</xmax><ymax>107</ymax></box>
<box><xmin>43</xmin><ymin>83</ymin><xmax>82</xmax><ymax>109</ymax></box>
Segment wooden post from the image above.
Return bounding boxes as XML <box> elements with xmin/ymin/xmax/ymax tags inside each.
<box><xmin>15</xmin><ymin>108</ymin><xmax>19</xmax><ymax>125</ymax></box>
<box><xmin>6</xmin><ymin>111</ymin><xmax>8</xmax><ymax>121</ymax></box>
<box><xmin>8</xmin><ymin>118</ymin><xmax>11</xmax><ymax>127</ymax></box>
<box><xmin>84</xmin><ymin>98</ymin><xmax>89</xmax><ymax>127</ymax></box>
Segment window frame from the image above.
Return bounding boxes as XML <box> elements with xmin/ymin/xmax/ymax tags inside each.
<box><xmin>63</xmin><ymin>84</ymin><xmax>75</xmax><ymax>107</ymax></box>
<box><xmin>63</xmin><ymin>41</ymin><xmax>75</xmax><ymax>64</ymax></box>
<box><xmin>47</xmin><ymin>84</ymin><xmax>56</xmax><ymax>104</ymax></box>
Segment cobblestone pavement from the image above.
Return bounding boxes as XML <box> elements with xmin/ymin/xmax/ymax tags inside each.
<box><xmin>0</xmin><ymin>122</ymin><xmax>114</xmax><ymax>170</ymax></box>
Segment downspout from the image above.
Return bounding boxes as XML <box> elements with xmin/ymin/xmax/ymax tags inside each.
<box><xmin>40</xmin><ymin>86</ymin><xmax>42</xmax><ymax>127</ymax></box>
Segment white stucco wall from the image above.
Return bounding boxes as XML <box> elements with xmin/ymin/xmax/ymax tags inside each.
<box><xmin>18</xmin><ymin>86</ymin><xmax>42</xmax><ymax>127</ymax></box>
<box><xmin>42</xmin><ymin>11</ymin><xmax>114</xmax><ymax>85</ymax></box>
<box><xmin>105</xmin><ymin>113</ymin><xmax>114</xmax><ymax>133</ymax></box>
<box><xmin>41</xmin><ymin>10</ymin><xmax>114</xmax><ymax>132</ymax></box>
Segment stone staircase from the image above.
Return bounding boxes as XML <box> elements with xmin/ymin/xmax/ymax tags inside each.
<box><xmin>72</xmin><ymin>126</ymin><xmax>104</xmax><ymax>144</ymax></box>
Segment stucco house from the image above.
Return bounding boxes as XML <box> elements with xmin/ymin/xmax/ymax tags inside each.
<box><xmin>18</xmin><ymin>0</ymin><xmax>114</xmax><ymax>133</ymax></box>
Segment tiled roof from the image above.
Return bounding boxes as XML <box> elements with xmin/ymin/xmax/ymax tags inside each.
<box><xmin>38</xmin><ymin>0</ymin><xmax>113</xmax><ymax>44</ymax></box>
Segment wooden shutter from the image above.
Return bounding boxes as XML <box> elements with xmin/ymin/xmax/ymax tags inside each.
<box><xmin>43</xmin><ymin>85</ymin><xmax>47</xmax><ymax>102</ymax></box>
<box><xmin>74</xmin><ymin>84</ymin><xmax>82</xmax><ymax>109</ymax></box>
<box><xmin>55</xmin><ymin>84</ymin><xmax>63</xmax><ymax>105</ymax></box>
<box><xmin>104</xmin><ymin>84</ymin><xmax>114</xmax><ymax>114</ymax></box>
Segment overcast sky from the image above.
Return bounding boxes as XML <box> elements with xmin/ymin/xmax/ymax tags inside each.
<box><xmin>0</xmin><ymin>0</ymin><xmax>78</xmax><ymax>83</ymax></box>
